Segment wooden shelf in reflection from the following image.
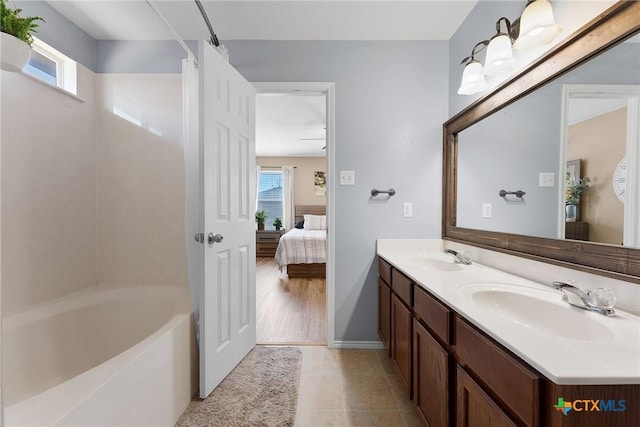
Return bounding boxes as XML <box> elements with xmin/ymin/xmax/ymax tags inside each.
<box><xmin>566</xmin><ymin>221</ymin><xmax>589</xmax><ymax>241</ymax></box>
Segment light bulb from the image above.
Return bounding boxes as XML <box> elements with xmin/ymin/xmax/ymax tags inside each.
<box><xmin>458</xmin><ymin>61</ymin><xmax>488</xmax><ymax>95</ymax></box>
<box><xmin>513</xmin><ymin>0</ymin><xmax>562</xmax><ymax>50</ymax></box>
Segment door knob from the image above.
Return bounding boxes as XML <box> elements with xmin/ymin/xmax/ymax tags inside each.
<box><xmin>208</xmin><ymin>233</ymin><xmax>224</xmax><ymax>244</ymax></box>
<box><xmin>194</xmin><ymin>233</ymin><xmax>205</xmax><ymax>243</ymax></box>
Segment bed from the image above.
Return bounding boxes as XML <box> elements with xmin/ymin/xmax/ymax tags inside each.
<box><xmin>274</xmin><ymin>205</ymin><xmax>327</xmax><ymax>278</ymax></box>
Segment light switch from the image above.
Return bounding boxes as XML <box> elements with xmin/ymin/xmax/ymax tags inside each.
<box><xmin>403</xmin><ymin>202</ymin><xmax>413</xmax><ymax>218</ymax></box>
<box><xmin>539</xmin><ymin>172</ymin><xmax>555</xmax><ymax>187</ymax></box>
<box><xmin>482</xmin><ymin>203</ymin><xmax>492</xmax><ymax>218</ymax></box>
<box><xmin>339</xmin><ymin>170</ymin><xmax>355</xmax><ymax>185</ymax></box>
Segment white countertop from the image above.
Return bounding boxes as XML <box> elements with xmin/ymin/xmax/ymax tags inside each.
<box><xmin>377</xmin><ymin>239</ymin><xmax>640</xmax><ymax>385</ymax></box>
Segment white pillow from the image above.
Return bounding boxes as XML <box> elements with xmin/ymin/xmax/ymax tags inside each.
<box><xmin>303</xmin><ymin>214</ymin><xmax>326</xmax><ymax>230</ymax></box>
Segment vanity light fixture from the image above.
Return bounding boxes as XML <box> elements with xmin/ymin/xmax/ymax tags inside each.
<box><xmin>457</xmin><ymin>41</ymin><xmax>489</xmax><ymax>95</ymax></box>
<box><xmin>484</xmin><ymin>17</ymin><xmax>517</xmax><ymax>76</ymax></box>
<box><xmin>513</xmin><ymin>0</ymin><xmax>562</xmax><ymax>50</ymax></box>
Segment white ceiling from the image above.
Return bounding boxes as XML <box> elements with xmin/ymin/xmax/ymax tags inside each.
<box><xmin>256</xmin><ymin>94</ymin><xmax>327</xmax><ymax>157</ymax></box>
<box><xmin>46</xmin><ymin>0</ymin><xmax>478</xmax><ymax>157</ymax></box>
<box><xmin>46</xmin><ymin>1</ymin><xmax>478</xmax><ymax>41</ymax></box>
<box><xmin>568</xmin><ymin>98</ymin><xmax>630</xmax><ymax>126</ymax></box>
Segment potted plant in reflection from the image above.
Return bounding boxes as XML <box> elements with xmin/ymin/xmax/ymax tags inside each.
<box><xmin>565</xmin><ymin>176</ymin><xmax>590</xmax><ymax>222</ymax></box>
<box><xmin>273</xmin><ymin>217</ymin><xmax>282</xmax><ymax>231</ymax></box>
<box><xmin>0</xmin><ymin>0</ymin><xmax>44</xmax><ymax>72</ymax></box>
<box><xmin>255</xmin><ymin>210</ymin><xmax>268</xmax><ymax>230</ymax></box>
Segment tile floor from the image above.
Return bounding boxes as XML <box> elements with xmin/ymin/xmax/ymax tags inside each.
<box><xmin>294</xmin><ymin>346</ymin><xmax>423</xmax><ymax>426</ymax></box>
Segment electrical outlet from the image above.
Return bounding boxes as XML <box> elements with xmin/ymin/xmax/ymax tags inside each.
<box><xmin>339</xmin><ymin>170</ymin><xmax>355</xmax><ymax>185</ymax></box>
<box><xmin>403</xmin><ymin>202</ymin><xmax>413</xmax><ymax>218</ymax></box>
<box><xmin>539</xmin><ymin>172</ymin><xmax>555</xmax><ymax>187</ymax></box>
<box><xmin>482</xmin><ymin>203</ymin><xmax>492</xmax><ymax>218</ymax></box>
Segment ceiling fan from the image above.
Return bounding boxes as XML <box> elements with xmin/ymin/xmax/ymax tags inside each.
<box><xmin>298</xmin><ymin>127</ymin><xmax>326</xmax><ymax>149</ymax></box>
<box><xmin>298</xmin><ymin>138</ymin><xmax>326</xmax><ymax>149</ymax></box>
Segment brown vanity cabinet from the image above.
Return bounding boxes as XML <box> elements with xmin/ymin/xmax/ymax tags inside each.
<box><xmin>456</xmin><ymin>366</ymin><xmax>517</xmax><ymax>427</ymax></box>
<box><xmin>378</xmin><ymin>258</ymin><xmax>392</xmax><ymax>355</ymax></box>
<box><xmin>378</xmin><ymin>255</ymin><xmax>640</xmax><ymax>427</ymax></box>
<box><xmin>414</xmin><ymin>319</ymin><xmax>450</xmax><ymax>427</ymax></box>
<box><xmin>454</xmin><ymin>317</ymin><xmax>540</xmax><ymax>427</ymax></box>
<box><xmin>378</xmin><ymin>277</ymin><xmax>391</xmax><ymax>355</ymax></box>
<box><xmin>391</xmin><ymin>269</ymin><xmax>413</xmax><ymax>397</ymax></box>
<box><xmin>413</xmin><ymin>285</ymin><xmax>452</xmax><ymax>427</ymax></box>
<box><xmin>378</xmin><ymin>258</ymin><xmax>413</xmax><ymax>397</ymax></box>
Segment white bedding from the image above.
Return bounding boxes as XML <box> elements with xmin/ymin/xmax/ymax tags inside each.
<box><xmin>274</xmin><ymin>228</ymin><xmax>327</xmax><ymax>266</ymax></box>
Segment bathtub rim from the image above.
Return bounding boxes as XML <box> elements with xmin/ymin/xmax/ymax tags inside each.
<box><xmin>3</xmin><ymin>284</ymin><xmax>190</xmax><ymax>330</ymax></box>
<box><xmin>5</xmin><ymin>312</ymin><xmax>192</xmax><ymax>426</ymax></box>
<box><xmin>4</xmin><ymin>284</ymin><xmax>193</xmax><ymax>426</ymax></box>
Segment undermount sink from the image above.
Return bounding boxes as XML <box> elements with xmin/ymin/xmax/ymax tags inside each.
<box><xmin>460</xmin><ymin>282</ymin><xmax>616</xmax><ymax>342</ymax></box>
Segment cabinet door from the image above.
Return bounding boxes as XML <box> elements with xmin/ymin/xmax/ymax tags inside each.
<box><xmin>392</xmin><ymin>294</ymin><xmax>412</xmax><ymax>397</ymax></box>
<box><xmin>457</xmin><ymin>366</ymin><xmax>517</xmax><ymax>427</ymax></box>
<box><xmin>378</xmin><ymin>278</ymin><xmax>391</xmax><ymax>355</ymax></box>
<box><xmin>414</xmin><ymin>319</ymin><xmax>449</xmax><ymax>427</ymax></box>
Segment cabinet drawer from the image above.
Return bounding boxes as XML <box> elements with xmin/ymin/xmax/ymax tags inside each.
<box><xmin>256</xmin><ymin>233</ymin><xmax>281</xmax><ymax>242</ymax></box>
<box><xmin>391</xmin><ymin>269</ymin><xmax>413</xmax><ymax>307</ymax></box>
<box><xmin>455</xmin><ymin>317</ymin><xmax>539</xmax><ymax>427</ymax></box>
<box><xmin>257</xmin><ymin>242</ymin><xmax>278</xmax><ymax>250</ymax></box>
<box><xmin>378</xmin><ymin>257</ymin><xmax>392</xmax><ymax>285</ymax></box>
<box><xmin>414</xmin><ymin>286</ymin><xmax>450</xmax><ymax>345</ymax></box>
<box><xmin>256</xmin><ymin>242</ymin><xmax>278</xmax><ymax>257</ymax></box>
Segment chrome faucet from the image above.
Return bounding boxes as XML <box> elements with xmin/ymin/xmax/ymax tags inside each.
<box><xmin>552</xmin><ymin>281</ymin><xmax>616</xmax><ymax>316</ymax></box>
<box><xmin>444</xmin><ymin>249</ymin><xmax>472</xmax><ymax>265</ymax></box>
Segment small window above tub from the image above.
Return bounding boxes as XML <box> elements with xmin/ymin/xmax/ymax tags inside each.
<box><xmin>23</xmin><ymin>38</ymin><xmax>77</xmax><ymax>95</ymax></box>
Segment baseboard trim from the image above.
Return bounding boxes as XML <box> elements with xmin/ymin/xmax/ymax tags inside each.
<box><xmin>330</xmin><ymin>341</ymin><xmax>385</xmax><ymax>350</ymax></box>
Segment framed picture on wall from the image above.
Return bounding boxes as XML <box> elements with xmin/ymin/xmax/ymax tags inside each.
<box><xmin>565</xmin><ymin>159</ymin><xmax>582</xmax><ymax>222</ymax></box>
<box><xmin>314</xmin><ymin>171</ymin><xmax>326</xmax><ymax>196</ymax></box>
<box><xmin>566</xmin><ymin>159</ymin><xmax>581</xmax><ymax>185</ymax></box>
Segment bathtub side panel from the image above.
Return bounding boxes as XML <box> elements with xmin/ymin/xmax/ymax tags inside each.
<box><xmin>55</xmin><ymin>315</ymin><xmax>196</xmax><ymax>427</ymax></box>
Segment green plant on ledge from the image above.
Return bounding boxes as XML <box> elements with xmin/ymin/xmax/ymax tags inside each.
<box><xmin>255</xmin><ymin>209</ymin><xmax>267</xmax><ymax>224</ymax></box>
<box><xmin>1</xmin><ymin>0</ymin><xmax>44</xmax><ymax>46</ymax></box>
<box><xmin>272</xmin><ymin>217</ymin><xmax>282</xmax><ymax>230</ymax></box>
<box><xmin>565</xmin><ymin>176</ymin><xmax>591</xmax><ymax>205</ymax></box>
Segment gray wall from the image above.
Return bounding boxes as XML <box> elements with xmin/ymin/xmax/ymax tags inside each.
<box><xmin>448</xmin><ymin>1</ymin><xmax>524</xmax><ymax>117</ymax></box>
<box><xmin>96</xmin><ymin>40</ymin><xmax>196</xmax><ymax>73</ymax></box>
<box><xmin>224</xmin><ymin>40</ymin><xmax>448</xmax><ymax>342</ymax></box>
<box><xmin>14</xmin><ymin>1</ymin><xmax>193</xmax><ymax>73</ymax></box>
<box><xmin>15</xmin><ymin>1</ymin><xmax>96</xmax><ymax>71</ymax></box>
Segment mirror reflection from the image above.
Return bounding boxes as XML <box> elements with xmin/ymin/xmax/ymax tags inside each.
<box><xmin>457</xmin><ymin>34</ymin><xmax>640</xmax><ymax>248</ymax></box>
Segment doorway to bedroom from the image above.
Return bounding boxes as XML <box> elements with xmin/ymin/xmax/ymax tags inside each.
<box><xmin>254</xmin><ymin>84</ymin><xmax>331</xmax><ymax>345</ymax></box>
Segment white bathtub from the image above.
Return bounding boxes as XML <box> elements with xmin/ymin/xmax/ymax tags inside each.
<box><xmin>3</xmin><ymin>285</ymin><xmax>198</xmax><ymax>426</ymax></box>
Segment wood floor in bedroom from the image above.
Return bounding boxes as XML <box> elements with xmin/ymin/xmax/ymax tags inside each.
<box><xmin>257</xmin><ymin>257</ymin><xmax>326</xmax><ymax>344</ymax></box>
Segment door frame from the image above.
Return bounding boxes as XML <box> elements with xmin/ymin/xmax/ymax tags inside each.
<box><xmin>253</xmin><ymin>82</ymin><xmax>336</xmax><ymax>348</ymax></box>
<box><xmin>559</xmin><ymin>84</ymin><xmax>640</xmax><ymax>246</ymax></box>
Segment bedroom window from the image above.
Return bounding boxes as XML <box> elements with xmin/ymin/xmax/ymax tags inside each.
<box><xmin>258</xmin><ymin>171</ymin><xmax>283</xmax><ymax>230</ymax></box>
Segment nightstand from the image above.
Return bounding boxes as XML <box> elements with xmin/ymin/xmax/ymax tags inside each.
<box><xmin>256</xmin><ymin>230</ymin><xmax>284</xmax><ymax>257</ymax></box>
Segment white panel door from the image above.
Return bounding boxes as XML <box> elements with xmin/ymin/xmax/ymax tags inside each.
<box><xmin>199</xmin><ymin>40</ymin><xmax>256</xmax><ymax>398</ymax></box>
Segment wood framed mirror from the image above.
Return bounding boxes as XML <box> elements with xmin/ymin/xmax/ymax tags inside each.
<box><xmin>443</xmin><ymin>1</ymin><xmax>640</xmax><ymax>283</ymax></box>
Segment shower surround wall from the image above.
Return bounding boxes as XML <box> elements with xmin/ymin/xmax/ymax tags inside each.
<box><xmin>1</xmin><ymin>66</ymin><xmax>97</xmax><ymax>316</ymax></box>
<box><xmin>1</xmin><ymin>71</ymin><xmax>188</xmax><ymax>311</ymax></box>
<box><xmin>96</xmin><ymin>74</ymin><xmax>187</xmax><ymax>286</ymax></box>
